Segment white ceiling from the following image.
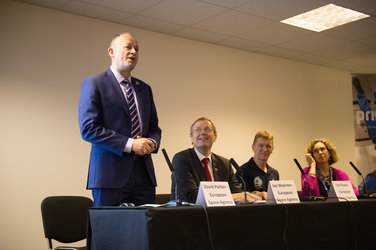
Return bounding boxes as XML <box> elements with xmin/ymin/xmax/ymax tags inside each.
<box><xmin>15</xmin><ymin>0</ymin><xmax>376</xmax><ymax>73</ymax></box>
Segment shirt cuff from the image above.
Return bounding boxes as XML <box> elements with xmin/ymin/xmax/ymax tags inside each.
<box><xmin>148</xmin><ymin>138</ymin><xmax>157</xmax><ymax>152</ymax></box>
<box><xmin>124</xmin><ymin>138</ymin><xmax>134</xmax><ymax>153</ymax></box>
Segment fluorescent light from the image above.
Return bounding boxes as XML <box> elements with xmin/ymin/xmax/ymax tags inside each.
<box><xmin>280</xmin><ymin>4</ymin><xmax>370</xmax><ymax>32</ymax></box>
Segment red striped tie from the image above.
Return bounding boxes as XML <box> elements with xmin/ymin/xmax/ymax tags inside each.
<box><xmin>202</xmin><ymin>158</ymin><xmax>212</xmax><ymax>181</ymax></box>
<box><xmin>123</xmin><ymin>80</ymin><xmax>141</xmax><ymax>138</ymax></box>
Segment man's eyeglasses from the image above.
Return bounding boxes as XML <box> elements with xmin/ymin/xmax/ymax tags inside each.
<box><xmin>192</xmin><ymin>127</ymin><xmax>213</xmax><ymax>134</ymax></box>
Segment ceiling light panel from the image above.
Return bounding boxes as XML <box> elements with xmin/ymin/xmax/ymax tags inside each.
<box><xmin>280</xmin><ymin>4</ymin><xmax>370</xmax><ymax>32</ymax></box>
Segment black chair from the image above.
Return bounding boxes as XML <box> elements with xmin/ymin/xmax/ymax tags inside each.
<box><xmin>41</xmin><ymin>196</ymin><xmax>93</xmax><ymax>250</ymax></box>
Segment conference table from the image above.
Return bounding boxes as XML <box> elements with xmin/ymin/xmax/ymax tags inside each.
<box><xmin>87</xmin><ymin>199</ymin><xmax>376</xmax><ymax>250</ymax></box>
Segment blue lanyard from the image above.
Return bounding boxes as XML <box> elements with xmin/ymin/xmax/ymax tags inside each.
<box><xmin>316</xmin><ymin>167</ymin><xmax>333</xmax><ymax>195</ymax></box>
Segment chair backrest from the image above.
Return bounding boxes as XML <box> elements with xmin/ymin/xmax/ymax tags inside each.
<box><xmin>41</xmin><ymin>196</ymin><xmax>93</xmax><ymax>249</ymax></box>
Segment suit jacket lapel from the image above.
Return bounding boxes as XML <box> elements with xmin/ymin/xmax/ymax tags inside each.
<box><xmin>211</xmin><ymin>154</ymin><xmax>220</xmax><ymax>181</ymax></box>
<box><xmin>105</xmin><ymin>68</ymin><xmax>130</xmax><ymax>118</ymax></box>
<box><xmin>131</xmin><ymin>77</ymin><xmax>144</xmax><ymax>122</ymax></box>
<box><xmin>190</xmin><ymin>148</ymin><xmax>207</xmax><ymax>181</ymax></box>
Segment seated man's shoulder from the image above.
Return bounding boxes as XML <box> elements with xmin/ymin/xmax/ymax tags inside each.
<box><xmin>212</xmin><ymin>153</ymin><xmax>230</xmax><ymax>165</ymax></box>
<box><xmin>172</xmin><ymin>148</ymin><xmax>193</xmax><ymax>162</ymax></box>
<box><xmin>268</xmin><ymin>165</ymin><xmax>279</xmax><ymax>173</ymax></box>
<box><xmin>240</xmin><ymin>159</ymin><xmax>252</xmax><ymax>168</ymax></box>
<box><xmin>174</xmin><ymin>148</ymin><xmax>191</xmax><ymax>156</ymax></box>
<box><xmin>212</xmin><ymin>153</ymin><xmax>231</xmax><ymax>167</ymax></box>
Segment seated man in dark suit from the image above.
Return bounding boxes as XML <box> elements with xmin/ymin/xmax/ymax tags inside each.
<box><xmin>171</xmin><ymin>117</ymin><xmax>262</xmax><ymax>203</ymax></box>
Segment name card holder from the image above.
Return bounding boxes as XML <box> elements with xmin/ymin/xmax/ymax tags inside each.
<box><xmin>266</xmin><ymin>180</ymin><xmax>300</xmax><ymax>204</ymax></box>
<box><xmin>327</xmin><ymin>181</ymin><xmax>358</xmax><ymax>202</ymax></box>
<box><xmin>195</xmin><ymin>181</ymin><xmax>235</xmax><ymax>207</ymax></box>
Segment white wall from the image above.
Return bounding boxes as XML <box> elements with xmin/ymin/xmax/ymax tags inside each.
<box><xmin>0</xmin><ymin>1</ymin><xmax>357</xmax><ymax>249</ymax></box>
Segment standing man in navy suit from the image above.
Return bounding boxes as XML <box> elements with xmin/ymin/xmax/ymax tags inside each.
<box><xmin>79</xmin><ymin>33</ymin><xmax>161</xmax><ymax>206</ymax></box>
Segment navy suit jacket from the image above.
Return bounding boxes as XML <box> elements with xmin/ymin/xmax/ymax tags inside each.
<box><xmin>78</xmin><ymin>68</ymin><xmax>161</xmax><ymax>189</ymax></box>
<box><xmin>171</xmin><ymin>148</ymin><xmax>242</xmax><ymax>203</ymax></box>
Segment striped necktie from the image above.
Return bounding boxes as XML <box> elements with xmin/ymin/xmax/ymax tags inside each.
<box><xmin>123</xmin><ymin>79</ymin><xmax>141</xmax><ymax>138</ymax></box>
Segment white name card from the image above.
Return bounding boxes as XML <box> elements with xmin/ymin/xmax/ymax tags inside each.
<box><xmin>195</xmin><ymin>181</ymin><xmax>235</xmax><ymax>207</ymax></box>
<box><xmin>327</xmin><ymin>181</ymin><xmax>358</xmax><ymax>202</ymax></box>
<box><xmin>266</xmin><ymin>180</ymin><xmax>300</xmax><ymax>204</ymax></box>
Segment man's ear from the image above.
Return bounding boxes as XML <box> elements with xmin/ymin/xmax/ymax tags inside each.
<box><xmin>108</xmin><ymin>47</ymin><xmax>114</xmax><ymax>57</ymax></box>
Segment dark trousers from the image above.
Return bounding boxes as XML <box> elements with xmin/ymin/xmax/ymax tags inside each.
<box><xmin>92</xmin><ymin>158</ymin><xmax>155</xmax><ymax>206</ymax></box>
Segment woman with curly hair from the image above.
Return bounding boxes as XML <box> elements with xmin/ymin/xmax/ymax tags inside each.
<box><xmin>301</xmin><ymin>138</ymin><xmax>359</xmax><ymax>198</ymax></box>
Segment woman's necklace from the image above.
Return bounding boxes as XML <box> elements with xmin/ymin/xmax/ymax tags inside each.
<box><xmin>316</xmin><ymin>167</ymin><xmax>333</xmax><ymax>195</ymax></box>
<box><xmin>322</xmin><ymin>175</ymin><xmax>330</xmax><ymax>185</ymax></box>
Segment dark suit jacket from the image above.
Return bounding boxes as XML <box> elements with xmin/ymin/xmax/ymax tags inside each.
<box><xmin>78</xmin><ymin>68</ymin><xmax>161</xmax><ymax>189</ymax></box>
<box><xmin>171</xmin><ymin>148</ymin><xmax>242</xmax><ymax>203</ymax></box>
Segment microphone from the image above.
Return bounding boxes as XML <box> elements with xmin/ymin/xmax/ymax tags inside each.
<box><xmin>230</xmin><ymin>158</ymin><xmax>247</xmax><ymax>203</ymax></box>
<box><xmin>349</xmin><ymin>161</ymin><xmax>367</xmax><ymax>197</ymax></box>
<box><xmin>161</xmin><ymin>148</ymin><xmax>180</xmax><ymax>206</ymax></box>
<box><xmin>349</xmin><ymin>161</ymin><xmax>362</xmax><ymax>176</ymax></box>
<box><xmin>230</xmin><ymin>158</ymin><xmax>242</xmax><ymax>173</ymax></box>
<box><xmin>162</xmin><ymin>148</ymin><xmax>175</xmax><ymax>172</ymax></box>
<box><xmin>293</xmin><ymin>158</ymin><xmax>313</xmax><ymax>201</ymax></box>
<box><xmin>161</xmin><ymin>149</ymin><xmax>195</xmax><ymax>207</ymax></box>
